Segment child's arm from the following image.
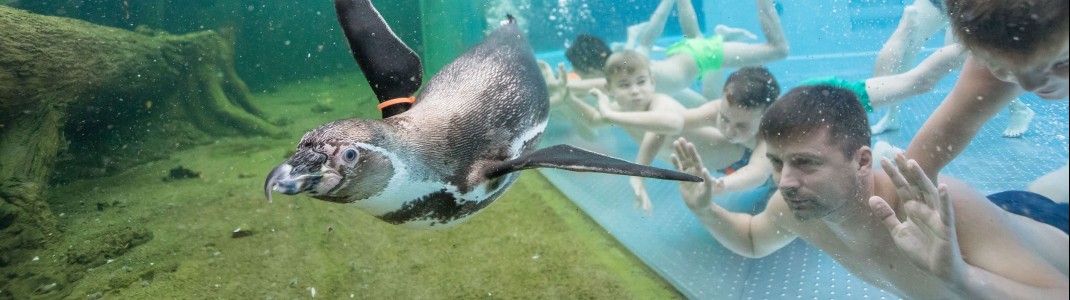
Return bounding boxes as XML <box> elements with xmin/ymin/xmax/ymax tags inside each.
<box><xmin>681</xmin><ymin>99</ymin><xmax>721</xmax><ymax>129</ymax></box>
<box><xmin>905</xmin><ymin>57</ymin><xmax>1021</xmax><ymax>181</ymax></box>
<box><xmin>567</xmin><ymin>77</ymin><xmax>607</xmax><ymax>95</ymax></box>
<box><xmin>630</xmin><ymin>132</ymin><xmax>668</xmax><ymax>213</ymax></box>
<box><xmin>595</xmin><ymin>91</ymin><xmax>685</xmax><ymax>135</ymax></box>
<box><xmin>564</xmin><ymin>91</ymin><xmax>605</xmax><ymax>128</ymax></box>
<box><xmin>719</xmin><ymin>140</ymin><xmax>773</xmax><ymax>193</ymax></box>
<box><xmin>539</xmin><ymin>60</ymin><xmax>569</xmax><ymax>107</ymax></box>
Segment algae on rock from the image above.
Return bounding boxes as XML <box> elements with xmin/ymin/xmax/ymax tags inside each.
<box><xmin>0</xmin><ymin>6</ymin><xmax>280</xmax><ymax>295</ymax></box>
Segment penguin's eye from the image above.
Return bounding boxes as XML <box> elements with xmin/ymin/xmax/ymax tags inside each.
<box><xmin>343</xmin><ymin>148</ymin><xmax>359</xmax><ymax>162</ymax></box>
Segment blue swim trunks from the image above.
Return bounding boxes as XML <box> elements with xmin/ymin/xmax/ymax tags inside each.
<box><xmin>718</xmin><ymin>147</ymin><xmax>752</xmax><ymax>175</ymax></box>
<box><xmin>798</xmin><ymin>77</ymin><xmax>874</xmax><ymax>112</ymax></box>
<box><xmin>988</xmin><ymin>190</ymin><xmax>1069</xmax><ymax>234</ymax></box>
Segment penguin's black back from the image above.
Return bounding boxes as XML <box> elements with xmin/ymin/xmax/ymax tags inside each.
<box><xmin>397</xmin><ymin>21</ymin><xmax>548</xmax><ymax>189</ymax></box>
<box><xmin>410</xmin><ymin>22</ymin><xmax>547</xmax><ymax>126</ymax></box>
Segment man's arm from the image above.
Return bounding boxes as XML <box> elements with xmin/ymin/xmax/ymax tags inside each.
<box><xmin>905</xmin><ymin>57</ymin><xmax>1021</xmax><ymax>181</ymax></box>
<box><xmin>673</xmin><ymin>138</ymin><xmax>796</xmax><ymax>258</ymax></box>
<box><xmin>868</xmin><ymin>154</ymin><xmax>1068</xmax><ymax>299</ymax></box>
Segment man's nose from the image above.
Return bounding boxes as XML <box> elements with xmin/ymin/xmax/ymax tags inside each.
<box><xmin>777</xmin><ymin>167</ymin><xmax>801</xmax><ymax>190</ymax></box>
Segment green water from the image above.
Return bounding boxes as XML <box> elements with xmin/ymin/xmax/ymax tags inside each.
<box><xmin>3</xmin><ymin>74</ymin><xmax>678</xmax><ymax>299</ymax></box>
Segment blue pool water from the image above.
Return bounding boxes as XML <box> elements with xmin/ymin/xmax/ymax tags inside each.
<box><xmin>531</xmin><ymin>1</ymin><xmax>1069</xmax><ymax>299</ymax></box>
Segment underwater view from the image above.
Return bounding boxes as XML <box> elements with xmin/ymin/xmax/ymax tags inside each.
<box><xmin>1</xmin><ymin>0</ymin><xmax>1067</xmax><ymax>299</ymax></box>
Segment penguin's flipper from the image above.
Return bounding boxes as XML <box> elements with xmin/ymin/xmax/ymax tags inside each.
<box><xmin>335</xmin><ymin>0</ymin><xmax>423</xmax><ymax>118</ymax></box>
<box><xmin>484</xmin><ymin>144</ymin><xmax>702</xmax><ymax>182</ymax></box>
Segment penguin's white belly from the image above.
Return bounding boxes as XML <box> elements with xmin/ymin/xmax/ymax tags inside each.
<box><xmin>350</xmin><ymin>121</ymin><xmax>545</xmax><ymax>228</ymax></box>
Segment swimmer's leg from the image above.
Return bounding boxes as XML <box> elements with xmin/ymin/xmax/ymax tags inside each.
<box><xmin>715</xmin><ymin>25</ymin><xmax>758</xmax><ymax>42</ymax></box>
<box><xmin>700</xmin><ymin>70</ymin><xmax>725</xmax><ymax>100</ymax></box>
<box><xmin>871</xmin><ymin>2</ymin><xmax>949</xmax><ymax>133</ymax></box>
<box><xmin>871</xmin><ymin>107</ymin><xmax>901</xmax><ymax>135</ymax></box>
<box><xmin>720</xmin><ymin>0</ymin><xmax>788</xmax><ymax>69</ymax></box>
<box><xmin>676</xmin><ymin>0</ymin><xmax>703</xmax><ymax>39</ymax></box>
<box><xmin>631</xmin><ymin>0</ymin><xmax>676</xmax><ymax>56</ymax></box>
<box><xmin>865</xmin><ymin>44</ymin><xmax>967</xmax><ymax>108</ymax></box>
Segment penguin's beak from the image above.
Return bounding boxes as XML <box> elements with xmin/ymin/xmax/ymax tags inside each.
<box><xmin>265</xmin><ymin>163</ymin><xmax>295</xmax><ymax>203</ymax></box>
<box><xmin>265</xmin><ymin>149</ymin><xmax>330</xmax><ymax>202</ymax></box>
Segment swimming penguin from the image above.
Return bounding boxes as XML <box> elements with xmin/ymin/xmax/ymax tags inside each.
<box><xmin>264</xmin><ymin>0</ymin><xmax>701</xmax><ymax>229</ymax></box>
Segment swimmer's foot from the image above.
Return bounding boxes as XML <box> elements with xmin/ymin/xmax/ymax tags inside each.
<box><xmin>715</xmin><ymin>24</ymin><xmax>758</xmax><ymax>42</ymax></box>
<box><xmin>871</xmin><ymin>106</ymin><xmax>901</xmax><ymax>135</ymax></box>
<box><xmin>1003</xmin><ymin>99</ymin><xmax>1035</xmax><ymax>138</ymax></box>
<box><xmin>872</xmin><ymin>141</ymin><xmax>902</xmax><ymax>167</ymax></box>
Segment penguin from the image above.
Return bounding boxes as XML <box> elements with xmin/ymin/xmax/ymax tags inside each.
<box><xmin>264</xmin><ymin>0</ymin><xmax>701</xmax><ymax>229</ymax></box>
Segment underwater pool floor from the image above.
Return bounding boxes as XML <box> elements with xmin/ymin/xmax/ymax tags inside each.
<box><xmin>536</xmin><ymin>50</ymin><xmax>1069</xmax><ymax>299</ymax></box>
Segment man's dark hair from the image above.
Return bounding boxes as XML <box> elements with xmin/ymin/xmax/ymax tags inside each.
<box><xmin>759</xmin><ymin>85</ymin><xmax>871</xmax><ymax>158</ymax></box>
<box><xmin>566</xmin><ymin>34</ymin><xmax>611</xmax><ymax>74</ymax></box>
<box><xmin>946</xmin><ymin>0</ymin><xmax>1069</xmax><ymax>57</ymax></box>
<box><xmin>723</xmin><ymin>66</ymin><xmax>780</xmax><ymax>110</ymax></box>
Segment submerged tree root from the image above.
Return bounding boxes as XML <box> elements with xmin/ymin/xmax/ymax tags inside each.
<box><xmin>0</xmin><ymin>6</ymin><xmax>282</xmax><ymax>298</ymax></box>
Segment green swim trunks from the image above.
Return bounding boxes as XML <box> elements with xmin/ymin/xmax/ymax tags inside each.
<box><xmin>798</xmin><ymin>77</ymin><xmax>874</xmax><ymax>112</ymax></box>
<box><xmin>666</xmin><ymin>35</ymin><xmax>724</xmax><ymax>77</ymax></box>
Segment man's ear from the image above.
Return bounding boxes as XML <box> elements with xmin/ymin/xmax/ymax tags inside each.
<box><xmin>855</xmin><ymin>145</ymin><xmax>872</xmax><ymax>177</ymax></box>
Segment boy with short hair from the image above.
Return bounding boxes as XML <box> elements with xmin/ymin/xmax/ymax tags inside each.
<box><xmin>674</xmin><ymin>66</ymin><xmax>781</xmax><ymax>196</ymax></box>
<box><xmin>596</xmin><ymin>66</ymin><xmax>784</xmax><ymax>211</ymax></box>
<box><xmin>568</xmin><ymin>50</ymin><xmax>687</xmax><ymax>212</ymax></box>
<box><xmin>868</xmin><ymin>0</ymin><xmax>1035</xmax><ymax>137</ymax></box>
<box><xmin>906</xmin><ymin>0</ymin><xmax>1068</xmax><ymax>187</ymax></box>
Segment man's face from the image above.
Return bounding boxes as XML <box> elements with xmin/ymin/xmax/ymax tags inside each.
<box><xmin>716</xmin><ymin>102</ymin><xmax>764</xmax><ymax>144</ymax></box>
<box><xmin>977</xmin><ymin>37</ymin><xmax>1069</xmax><ymax>100</ymax></box>
<box><xmin>607</xmin><ymin>71</ymin><xmax>656</xmax><ymax>110</ymax></box>
<box><xmin>766</xmin><ymin>129</ymin><xmax>866</xmax><ymax>221</ymax></box>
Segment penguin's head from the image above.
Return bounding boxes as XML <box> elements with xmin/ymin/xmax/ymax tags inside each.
<box><xmin>265</xmin><ymin>119</ymin><xmax>396</xmax><ymax>204</ymax></box>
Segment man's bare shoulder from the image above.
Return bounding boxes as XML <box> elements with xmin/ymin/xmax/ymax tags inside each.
<box><xmin>938</xmin><ymin>175</ymin><xmax>1070</xmax><ymax>285</ymax></box>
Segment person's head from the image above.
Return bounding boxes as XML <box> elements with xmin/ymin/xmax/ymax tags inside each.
<box><xmin>566</xmin><ymin>34</ymin><xmax>611</xmax><ymax>79</ymax></box>
<box><xmin>604</xmin><ymin>50</ymin><xmax>655</xmax><ymax>110</ymax></box>
<box><xmin>759</xmin><ymin>85</ymin><xmax>873</xmax><ymax>221</ymax></box>
<box><xmin>946</xmin><ymin>0</ymin><xmax>1069</xmax><ymax>99</ymax></box>
<box><xmin>717</xmin><ymin>66</ymin><xmax>780</xmax><ymax>144</ymax></box>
